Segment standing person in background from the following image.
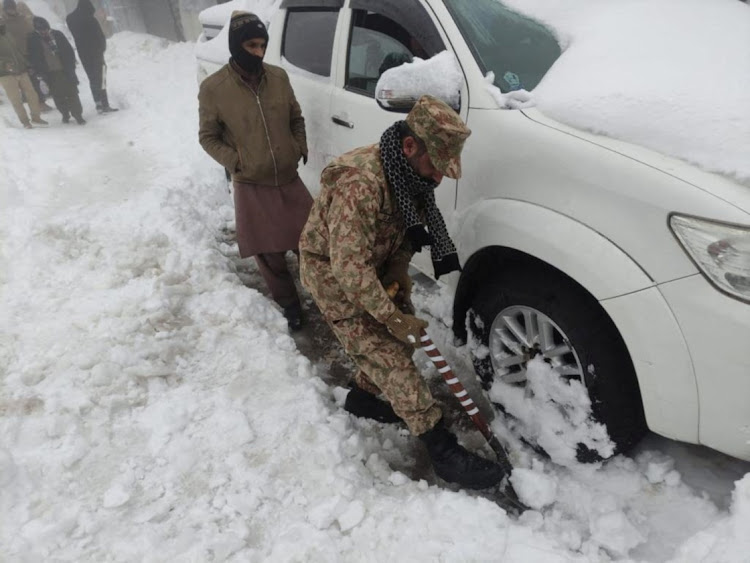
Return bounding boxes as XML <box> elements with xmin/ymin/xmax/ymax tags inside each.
<box><xmin>28</xmin><ymin>17</ymin><xmax>85</xmax><ymax>125</ymax></box>
<box><xmin>198</xmin><ymin>11</ymin><xmax>312</xmax><ymax>331</ymax></box>
<box><xmin>1</xmin><ymin>0</ymin><xmax>52</xmax><ymax>111</ymax></box>
<box><xmin>0</xmin><ymin>19</ymin><xmax>45</xmax><ymax>128</ymax></box>
<box><xmin>66</xmin><ymin>0</ymin><xmax>117</xmax><ymax>113</ymax></box>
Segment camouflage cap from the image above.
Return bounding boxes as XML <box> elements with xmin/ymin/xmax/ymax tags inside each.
<box><xmin>405</xmin><ymin>95</ymin><xmax>471</xmax><ymax>179</ymax></box>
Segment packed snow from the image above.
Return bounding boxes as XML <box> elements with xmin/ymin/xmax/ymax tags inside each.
<box><xmin>375</xmin><ymin>52</ymin><xmax>463</xmax><ymax>111</ymax></box>
<box><xmin>1</xmin><ymin>1</ymin><xmax>750</xmax><ymax>562</ymax></box>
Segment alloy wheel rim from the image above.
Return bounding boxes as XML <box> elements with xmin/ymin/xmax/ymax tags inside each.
<box><xmin>488</xmin><ymin>305</ymin><xmax>585</xmax><ymax>386</ymax></box>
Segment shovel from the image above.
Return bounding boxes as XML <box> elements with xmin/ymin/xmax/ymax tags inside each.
<box><xmin>385</xmin><ymin>282</ymin><xmax>528</xmax><ymax>513</ymax></box>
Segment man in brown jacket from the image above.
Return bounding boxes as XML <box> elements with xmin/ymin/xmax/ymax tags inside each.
<box><xmin>1</xmin><ymin>0</ymin><xmax>50</xmax><ymax>110</ymax></box>
<box><xmin>198</xmin><ymin>11</ymin><xmax>312</xmax><ymax>330</ymax></box>
<box><xmin>0</xmin><ymin>16</ymin><xmax>45</xmax><ymax>128</ymax></box>
<box><xmin>299</xmin><ymin>96</ymin><xmax>508</xmax><ymax>490</ymax></box>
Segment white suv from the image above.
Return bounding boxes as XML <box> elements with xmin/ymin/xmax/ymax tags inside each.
<box><xmin>196</xmin><ymin>0</ymin><xmax>750</xmax><ymax>462</ymax></box>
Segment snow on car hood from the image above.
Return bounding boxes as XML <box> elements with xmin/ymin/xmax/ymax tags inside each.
<box><xmin>503</xmin><ymin>0</ymin><xmax>750</xmax><ymax>185</ymax></box>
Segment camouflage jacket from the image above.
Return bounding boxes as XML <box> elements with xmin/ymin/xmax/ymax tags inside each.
<box><xmin>299</xmin><ymin>144</ymin><xmax>411</xmax><ymax>323</ymax></box>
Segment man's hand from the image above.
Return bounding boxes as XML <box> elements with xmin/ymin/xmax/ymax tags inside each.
<box><xmin>385</xmin><ymin>309</ymin><xmax>428</xmax><ymax>348</ymax></box>
<box><xmin>382</xmin><ymin>258</ymin><xmax>412</xmax><ymax>313</ymax></box>
<box><xmin>382</xmin><ymin>264</ymin><xmax>411</xmax><ymax>297</ymax></box>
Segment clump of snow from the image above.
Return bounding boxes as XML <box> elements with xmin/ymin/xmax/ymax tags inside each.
<box><xmin>411</xmin><ymin>274</ymin><xmax>455</xmax><ymax>330</ymax></box>
<box><xmin>590</xmin><ymin>510</ymin><xmax>645</xmax><ymax>558</ymax></box>
<box><xmin>488</xmin><ymin>358</ymin><xmax>615</xmax><ymax>466</ymax></box>
<box><xmin>484</xmin><ymin>72</ymin><xmax>535</xmax><ymax>110</ymax></box>
<box><xmin>511</xmin><ymin>464</ymin><xmax>558</xmax><ymax>510</ymax></box>
<box><xmin>502</xmin><ymin>0</ymin><xmax>750</xmax><ymax>182</ymax></box>
<box><xmin>375</xmin><ymin>51</ymin><xmax>462</xmax><ymax>111</ymax></box>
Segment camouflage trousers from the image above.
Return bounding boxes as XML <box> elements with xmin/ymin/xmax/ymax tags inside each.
<box><xmin>329</xmin><ymin>314</ymin><xmax>443</xmax><ymax>436</ymax></box>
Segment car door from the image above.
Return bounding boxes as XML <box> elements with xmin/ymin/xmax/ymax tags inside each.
<box><xmin>328</xmin><ymin>0</ymin><xmax>467</xmax><ymax>275</ymax></box>
<box><xmin>274</xmin><ymin>1</ymin><xmax>344</xmax><ymax>194</ymax></box>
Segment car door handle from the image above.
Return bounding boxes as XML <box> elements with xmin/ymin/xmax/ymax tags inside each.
<box><xmin>332</xmin><ymin>116</ymin><xmax>354</xmax><ymax>129</ymax></box>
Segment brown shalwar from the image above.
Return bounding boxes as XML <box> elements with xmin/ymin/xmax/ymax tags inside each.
<box><xmin>232</xmin><ymin>176</ymin><xmax>312</xmax><ymax>257</ymax></box>
<box><xmin>199</xmin><ymin>51</ymin><xmax>311</xmax><ymax>311</ymax></box>
<box><xmin>233</xmin><ymin>176</ymin><xmax>312</xmax><ymax>308</ymax></box>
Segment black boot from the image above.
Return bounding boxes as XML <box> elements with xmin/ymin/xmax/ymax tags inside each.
<box><xmin>420</xmin><ymin>420</ymin><xmax>507</xmax><ymax>490</ymax></box>
<box><xmin>344</xmin><ymin>383</ymin><xmax>402</xmax><ymax>423</ymax></box>
<box><xmin>100</xmin><ymin>90</ymin><xmax>118</xmax><ymax>113</ymax></box>
<box><xmin>283</xmin><ymin>302</ymin><xmax>303</xmax><ymax>331</ymax></box>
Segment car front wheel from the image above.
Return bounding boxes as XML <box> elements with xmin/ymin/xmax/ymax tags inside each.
<box><xmin>468</xmin><ymin>265</ymin><xmax>647</xmax><ymax>462</ymax></box>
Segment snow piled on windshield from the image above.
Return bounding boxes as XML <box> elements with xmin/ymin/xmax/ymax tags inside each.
<box><xmin>502</xmin><ymin>0</ymin><xmax>750</xmax><ymax>182</ymax></box>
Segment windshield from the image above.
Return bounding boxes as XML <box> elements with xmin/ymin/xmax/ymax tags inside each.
<box><xmin>444</xmin><ymin>0</ymin><xmax>561</xmax><ymax>93</ymax></box>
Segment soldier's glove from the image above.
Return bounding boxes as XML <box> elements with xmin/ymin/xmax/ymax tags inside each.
<box><xmin>385</xmin><ymin>309</ymin><xmax>428</xmax><ymax>348</ymax></box>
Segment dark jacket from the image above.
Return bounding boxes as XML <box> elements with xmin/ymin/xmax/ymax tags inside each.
<box><xmin>66</xmin><ymin>0</ymin><xmax>105</xmax><ymax>65</ymax></box>
<box><xmin>27</xmin><ymin>30</ymin><xmax>77</xmax><ymax>83</ymax></box>
<box><xmin>198</xmin><ymin>61</ymin><xmax>308</xmax><ymax>187</ymax></box>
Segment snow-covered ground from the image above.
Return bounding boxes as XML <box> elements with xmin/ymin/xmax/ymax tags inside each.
<box><xmin>2</xmin><ymin>7</ymin><xmax>750</xmax><ymax>563</ymax></box>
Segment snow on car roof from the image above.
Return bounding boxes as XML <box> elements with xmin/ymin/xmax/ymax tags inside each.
<box><xmin>198</xmin><ymin>0</ymin><xmax>280</xmax><ymax>26</ymax></box>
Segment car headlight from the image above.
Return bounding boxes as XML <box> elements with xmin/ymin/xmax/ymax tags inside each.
<box><xmin>669</xmin><ymin>214</ymin><xmax>750</xmax><ymax>303</ymax></box>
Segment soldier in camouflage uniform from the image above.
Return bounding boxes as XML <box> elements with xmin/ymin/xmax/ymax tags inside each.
<box><xmin>299</xmin><ymin>95</ymin><xmax>507</xmax><ymax>490</ymax></box>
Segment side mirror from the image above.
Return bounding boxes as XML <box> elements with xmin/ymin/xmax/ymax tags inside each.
<box><xmin>375</xmin><ymin>51</ymin><xmax>462</xmax><ymax>113</ymax></box>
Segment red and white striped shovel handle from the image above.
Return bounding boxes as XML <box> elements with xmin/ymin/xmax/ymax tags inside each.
<box><xmin>419</xmin><ymin>330</ymin><xmax>489</xmax><ymax>435</ymax></box>
<box><xmin>419</xmin><ymin>328</ymin><xmax>514</xmax><ymax>474</ymax></box>
<box><xmin>384</xmin><ymin>281</ymin><xmax>512</xmax><ymax>468</ymax></box>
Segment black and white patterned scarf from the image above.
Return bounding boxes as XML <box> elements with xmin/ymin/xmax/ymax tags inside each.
<box><xmin>380</xmin><ymin>122</ymin><xmax>461</xmax><ymax>279</ymax></box>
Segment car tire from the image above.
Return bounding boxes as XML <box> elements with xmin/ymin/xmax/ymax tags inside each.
<box><xmin>468</xmin><ymin>265</ymin><xmax>647</xmax><ymax>462</ymax></box>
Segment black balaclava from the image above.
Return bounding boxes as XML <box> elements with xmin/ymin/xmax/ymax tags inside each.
<box><xmin>76</xmin><ymin>0</ymin><xmax>95</xmax><ymax>16</ymax></box>
<box><xmin>33</xmin><ymin>16</ymin><xmax>50</xmax><ymax>32</ymax></box>
<box><xmin>228</xmin><ymin>11</ymin><xmax>268</xmax><ymax>76</ymax></box>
